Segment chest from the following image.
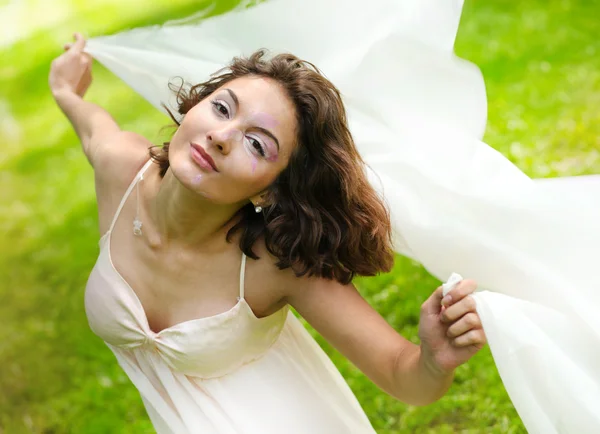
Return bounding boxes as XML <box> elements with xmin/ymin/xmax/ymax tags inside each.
<box><xmin>86</xmin><ymin>238</ymin><xmax>290</xmax><ymax>379</ymax></box>
<box><xmin>107</xmin><ymin>217</ymin><xmax>289</xmax><ymax>334</ymax></box>
<box><xmin>113</xmin><ymin>240</ymin><xmax>240</xmax><ymax>330</ymax></box>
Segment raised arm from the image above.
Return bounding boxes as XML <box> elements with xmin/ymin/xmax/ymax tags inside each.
<box><xmin>49</xmin><ymin>32</ymin><xmax>121</xmax><ymax>167</ymax></box>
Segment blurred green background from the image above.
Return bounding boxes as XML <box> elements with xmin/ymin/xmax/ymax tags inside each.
<box><xmin>1</xmin><ymin>0</ymin><xmax>598</xmax><ymax>432</ymax></box>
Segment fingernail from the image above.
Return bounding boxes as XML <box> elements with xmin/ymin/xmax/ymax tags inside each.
<box><xmin>442</xmin><ymin>295</ymin><xmax>452</xmax><ymax>306</ymax></box>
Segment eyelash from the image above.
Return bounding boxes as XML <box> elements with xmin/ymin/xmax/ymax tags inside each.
<box><xmin>210</xmin><ymin>99</ymin><xmax>266</xmax><ymax>157</ymax></box>
<box><xmin>210</xmin><ymin>100</ymin><xmax>229</xmax><ymax>118</ymax></box>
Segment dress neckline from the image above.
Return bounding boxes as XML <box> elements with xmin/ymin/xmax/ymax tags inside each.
<box><xmin>98</xmin><ymin>159</ymin><xmax>288</xmax><ymax>335</ymax></box>
<box><xmin>102</xmin><ymin>230</ymin><xmax>288</xmax><ymax>335</ymax></box>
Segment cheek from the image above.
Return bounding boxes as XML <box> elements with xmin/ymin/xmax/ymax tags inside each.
<box><xmin>233</xmin><ymin>152</ymin><xmax>276</xmax><ymax>191</ymax></box>
<box><xmin>168</xmin><ymin>125</ymin><xmax>194</xmax><ymax>154</ymax></box>
<box><xmin>177</xmin><ymin>105</ymin><xmax>211</xmax><ymax>136</ymax></box>
<box><xmin>239</xmin><ymin>142</ymin><xmax>260</xmax><ymax>174</ymax></box>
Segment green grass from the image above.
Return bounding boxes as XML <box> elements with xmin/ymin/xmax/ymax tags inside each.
<box><xmin>1</xmin><ymin>0</ymin><xmax>598</xmax><ymax>432</ymax></box>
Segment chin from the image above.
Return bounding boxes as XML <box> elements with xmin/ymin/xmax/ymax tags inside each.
<box><xmin>169</xmin><ymin>153</ymin><xmax>199</xmax><ymax>182</ymax></box>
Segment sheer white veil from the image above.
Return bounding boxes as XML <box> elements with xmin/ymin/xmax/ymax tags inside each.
<box><xmin>85</xmin><ymin>1</ymin><xmax>600</xmax><ymax>432</ymax></box>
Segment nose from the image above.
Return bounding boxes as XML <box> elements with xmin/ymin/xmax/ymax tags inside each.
<box><xmin>207</xmin><ymin>127</ymin><xmax>244</xmax><ymax>154</ymax></box>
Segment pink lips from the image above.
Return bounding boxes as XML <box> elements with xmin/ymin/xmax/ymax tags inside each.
<box><xmin>190</xmin><ymin>143</ymin><xmax>218</xmax><ymax>172</ymax></box>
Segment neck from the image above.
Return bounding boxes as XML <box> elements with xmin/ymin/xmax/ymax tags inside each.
<box><xmin>146</xmin><ymin>167</ymin><xmax>244</xmax><ymax>250</ymax></box>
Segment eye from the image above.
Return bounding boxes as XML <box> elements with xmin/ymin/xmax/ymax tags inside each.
<box><xmin>210</xmin><ymin>100</ymin><xmax>230</xmax><ymax>118</ymax></box>
<box><xmin>248</xmin><ymin>137</ymin><xmax>266</xmax><ymax>157</ymax></box>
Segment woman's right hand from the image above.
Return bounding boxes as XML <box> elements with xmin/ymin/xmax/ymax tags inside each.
<box><xmin>49</xmin><ymin>32</ymin><xmax>93</xmax><ymax>99</ymax></box>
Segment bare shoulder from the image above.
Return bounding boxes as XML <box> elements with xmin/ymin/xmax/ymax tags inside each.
<box><xmin>241</xmin><ymin>235</ymin><xmax>346</xmax><ymax>309</ymax></box>
<box><xmin>93</xmin><ymin>131</ymin><xmax>154</xmax><ymax>186</ymax></box>
<box><xmin>92</xmin><ymin>131</ymin><xmax>155</xmax><ymax>235</ymax></box>
<box><xmin>240</xmin><ymin>235</ymin><xmax>305</xmax><ymax>313</ymax></box>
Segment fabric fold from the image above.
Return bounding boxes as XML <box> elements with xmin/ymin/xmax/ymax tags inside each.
<box><xmin>86</xmin><ymin>0</ymin><xmax>600</xmax><ymax>432</ymax></box>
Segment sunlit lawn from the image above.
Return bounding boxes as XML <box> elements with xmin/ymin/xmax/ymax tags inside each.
<box><xmin>1</xmin><ymin>0</ymin><xmax>598</xmax><ymax>432</ymax></box>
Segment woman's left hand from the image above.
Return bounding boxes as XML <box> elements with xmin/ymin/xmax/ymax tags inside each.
<box><xmin>418</xmin><ymin>279</ymin><xmax>487</xmax><ymax>376</ymax></box>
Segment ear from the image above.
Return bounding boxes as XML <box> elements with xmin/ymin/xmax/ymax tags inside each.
<box><xmin>249</xmin><ymin>190</ymin><xmax>271</xmax><ymax>208</ymax></box>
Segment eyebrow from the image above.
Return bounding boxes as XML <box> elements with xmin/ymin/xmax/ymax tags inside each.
<box><xmin>225</xmin><ymin>88</ymin><xmax>239</xmax><ymax>109</ymax></box>
<box><xmin>224</xmin><ymin>88</ymin><xmax>280</xmax><ymax>151</ymax></box>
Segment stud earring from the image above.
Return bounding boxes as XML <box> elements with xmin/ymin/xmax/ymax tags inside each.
<box><xmin>254</xmin><ymin>205</ymin><xmax>262</xmax><ymax>213</ymax></box>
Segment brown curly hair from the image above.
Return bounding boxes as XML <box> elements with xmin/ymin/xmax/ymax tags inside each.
<box><xmin>150</xmin><ymin>50</ymin><xmax>394</xmax><ymax>284</ymax></box>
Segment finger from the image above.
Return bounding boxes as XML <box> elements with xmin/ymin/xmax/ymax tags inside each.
<box><xmin>446</xmin><ymin>312</ymin><xmax>481</xmax><ymax>338</ymax></box>
<box><xmin>81</xmin><ymin>53</ymin><xmax>93</xmax><ymax>67</ymax></box>
<box><xmin>440</xmin><ymin>294</ymin><xmax>477</xmax><ymax>323</ymax></box>
<box><xmin>63</xmin><ymin>43</ymin><xmax>72</xmax><ymax>51</ymax></box>
<box><xmin>453</xmin><ymin>329</ymin><xmax>487</xmax><ymax>348</ymax></box>
<box><xmin>72</xmin><ymin>32</ymin><xmax>86</xmax><ymax>53</ymax></box>
<box><xmin>421</xmin><ymin>286</ymin><xmax>444</xmax><ymax>315</ymax></box>
<box><xmin>443</xmin><ymin>279</ymin><xmax>478</xmax><ymax>307</ymax></box>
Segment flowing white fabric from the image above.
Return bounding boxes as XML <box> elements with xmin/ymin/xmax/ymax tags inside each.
<box><xmin>85</xmin><ymin>0</ymin><xmax>600</xmax><ymax>432</ymax></box>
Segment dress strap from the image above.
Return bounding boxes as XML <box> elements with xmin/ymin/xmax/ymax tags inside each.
<box><xmin>108</xmin><ymin>158</ymin><xmax>154</xmax><ymax>234</ymax></box>
<box><xmin>238</xmin><ymin>252</ymin><xmax>246</xmax><ymax>301</ymax></box>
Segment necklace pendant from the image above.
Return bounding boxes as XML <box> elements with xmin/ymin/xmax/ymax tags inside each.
<box><xmin>133</xmin><ymin>218</ymin><xmax>143</xmax><ymax>236</ymax></box>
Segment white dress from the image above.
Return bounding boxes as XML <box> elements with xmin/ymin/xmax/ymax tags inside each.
<box><xmin>84</xmin><ymin>158</ymin><xmax>377</xmax><ymax>433</ymax></box>
<box><xmin>85</xmin><ymin>0</ymin><xmax>600</xmax><ymax>432</ymax></box>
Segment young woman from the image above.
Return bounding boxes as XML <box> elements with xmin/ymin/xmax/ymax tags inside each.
<box><xmin>50</xmin><ymin>33</ymin><xmax>486</xmax><ymax>433</ymax></box>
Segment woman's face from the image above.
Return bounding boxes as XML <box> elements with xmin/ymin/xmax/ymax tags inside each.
<box><xmin>168</xmin><ymin>76</ymin><xmax>298</xmax><ymax>205</ymax></box>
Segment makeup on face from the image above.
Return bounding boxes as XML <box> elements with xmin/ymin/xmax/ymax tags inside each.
<box><xmin>209</xmin><ymin>125</ymin><xmax>265</xmax><ymax>173</ymax></box>
<box><xmin>220</xmin><ymin>127</ymin><xmax>266</xmax><ymax>161</ymax></box>
<box><xmin>251</xmin><ymin>112</ymin><xmax>279</xmax><ymax>131</ymax></box>
<box><xmin>248</xmin><ymin>112</ymin><xmax>280</xmax><ymax>162</ymax></box>
<box><xmin>214</xmin><ymin>89</ymin><xmax>281</xmax><ymax>162</ymax></box>
<box><xmin>251</xmin><ymin>156</ymin><xmax>258</xmax><ymax>174</ymax></box>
